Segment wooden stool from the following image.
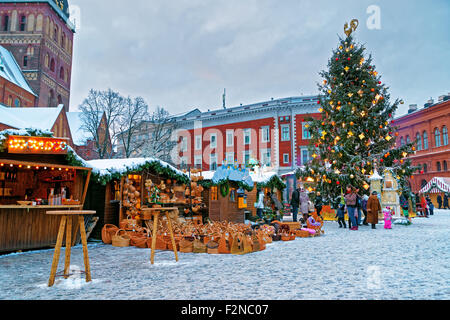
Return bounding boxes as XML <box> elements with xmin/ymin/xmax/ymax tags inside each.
<box><xmin>46</xmin><ymin>210</ymin><xmax>96</xmax><ymax>287</ymax></box>
<box><xmin>142</xmin><ymin>207</ymin><xmax>179</xmax><ymax>265</ymax></box>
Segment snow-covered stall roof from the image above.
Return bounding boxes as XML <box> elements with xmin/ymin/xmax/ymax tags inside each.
<box><xmin>419</xmin><ymin>177</ymin><xmax>450</xmax><ymax>194</ymax></box>
<box><xmin>86</xmin><ymin>157</ymin><xmax>189</xmax><ymax>184</ymax></box>
<box><xmin>0</xmin><ymin>45</ymin><xmax>36</xmax><ymax>96</ymax></box>
<box><xmin>0</xmin><ymin>104</ymin><xmax>64</xmax><ymax>131</ymax></box>
<box><xmin>212</xmin><ymin>165</ymin><xmax>253</xmax><ymax>188</ymax></box>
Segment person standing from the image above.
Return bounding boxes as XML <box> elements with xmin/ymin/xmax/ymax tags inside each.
<box><xmin>367</xmin><ymin>191</ymin><xmax>381</xmax><ymax>229</ymax></box>
<box><xmin>400</xmin><ymin>192</ymin><xmax>411</xmax><ymax>223</ymax></box>
<box><xmin>255</xmin><ymin>188</ymin><xmax>265</xmax><ymax>220</ymax></box>
<box><xmin>426</xmin><ymin>195</ymin><xmax>434</xmax><ymax>216</ymax></box>
<box><xmin>314</xmin><ymin>191</ymin><xmax>324</xmax><ymax>218</ymax></box>
<box><xmin>335</xmin><ymin>194</ymin><xmax>347</xmax><ymax>228</ymax></box>
<box><xmin>270</xmin><ymin>191</ymin><xmax>283</xmax><ymax>216</ymax></box>
<box><xmin>344</xmin><ymin>186</ymin><xmax>358</xmax><ymax>230</ymax></box>
<box><xmin>420</xmin><ymin>194</ymin><xmax>429</xmax><ymax>217</ymax></box>
<box><xmin>361</xmin><ymin>194</ymin><xmax>369</xmax><ymax>226</ymax></box>
<box><xmin>444</xmin><ymin>193</ymin><xmax>449</xmax><ymax>209</ymax></box>
<box><xmin>290</xmin><ymin>185</ymin><xmax>300</xmax><ymax>222</ymax></box>
<box><xmin>299</xmin><ymin>188</ymin><xmax>310</xmax><ymax>225</ymax></box>
<box><xmin>437</xmin><ymin>194</ymin><xmax>443</xmax><ymax>209</ymax></box>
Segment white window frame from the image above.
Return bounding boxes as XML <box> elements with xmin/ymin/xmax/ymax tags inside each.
<box><xmin>226</xmin><ymin>130</ymin><xmax>234</xmax><ymax>147</ymax></box>
<box><xmin>283</xmin><ymin>153</ymin><xmax>289</xmax><ymax>164</ymax></box>
<box><xmin>281</xmin><ymin>125</ymin><xmax>290</xmax><ymax>141</ymax></box>
<box><xmin>243</xmin><ymin>150</ymin><xmax>251</xmax><ymax>165</ymax></box>
<box><xmin>180</xmin><ymin>136</ymin><xmax>188</xmax><ymax>152</ymax></box>
<box><xmin>302</xmin><ymin>122</ymin><xmax>311</xmax><ymax>140</ymax></box>
<box><xmin>243</xmin><ymin>128</ymin><xmax>251</xmax><ymax>145</ymax></box>
<box><xmin>210</xmin><ymin>133</ymin><xmax>217</xmax><ymax>149</ymax></box>
<box><xmin>260</xmin><ymin>148</ymin><xmax>271</xmax><ymax>167</ymax></box>
<box><xmin>300</xmin><ymin>147</ymin><xmax>311</xmax><ymax>166</ymax></box>
<box><xmin>195</xmin><ymin>135</ymin><xmax>202</xmax><ymax>151</ymax></box>
<box><xmin>194</xmin><ymin>155</ymin><xmax>202</xmax><ymax>167</ymax></box>
<box><xmin>210</xmin><ymin>154</ymin><xmax>217</xmax><ymax>170</ymax></box>
<box><xmin>226</xmin><ymin>152</ymin><xmax>235</xmax><ymax>164</ymax></box>
<box><xmin>261</xmin><ymin>126</ymin><xmax>270</xmax><ymax>143</ymax></box>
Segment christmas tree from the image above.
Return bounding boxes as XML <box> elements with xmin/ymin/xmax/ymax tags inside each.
<box><xmin>298</xmin><ymin>19</ymin><xmax>418</xmax><ymax>198</ymax></box>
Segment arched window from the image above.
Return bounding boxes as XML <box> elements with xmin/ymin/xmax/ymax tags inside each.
<box><xmin>14</xmin><ymin>98</ymin><xmax>21</xmax><ymax>107</ymax></box>
<box><xmin>423</xmin><ymin>131</ymin><xmax>429</xmax><ymax>150</ymax></box>
<box><xmin>443</xmin><ymin>126</ymin><xmax>448</xmax><ymax>146</ymax></box>
<box><xmin>437</xmin><ymin>162</ymin><xmax>441</xmax><ymax>172</ymax></box>
<box><xmin>20</xmin><ymin>15</ymin><xmax>26</xmax><ymax>31</ymax></box>
<box><xmin>435</xmin><ymin>128</ymin><xmax>441</xmax><ymax>147</ymax></box>
<box><xmin>3</xmin><ymin>15</ymin><xmax>9</xmax><ymax>31</ymax></box>
<box><xmin>57</xmin><ymin>94</ymin><xmax>62</xmax><ymax>105</ymax></box>
<box><xmin>406</xmin><ymin>135</ymin><xmax>411</xmax><ymax>144</ymax></box>
<box><xmin>23</xmin><ymin>55</ymin><xmax>28</xmax><ymax>67</ymax></box>
<box><xmin>423</xmin><ymin>163</ymin><xmax>428</xmax><ymax>173</ymax></box>
<box><xmin>61</xmin><ymin>32</ymin><xmax>66</xmax><ymax>49</ymax></box>
<box><xmin>50</xmin><ymin>58</ymin><xmax>55</xmax><ymax>72</ymax></box>
<box><xmin>26</xmin><ymin>45</ymin><xmax>34</xmax><ymax>56</ymax></box>
<box><xmin>444</xmin><ymin>161</ymin><xmax>448</xmax><ymax>171</ymax></box>
<box><xmin>416</xmin><ymin>133</ymin><xmax>422</xmax><ymax>151</ymax></box>
<box><xmin>59</xmin><ymin>67</ymin><xmax>64</xmax><ymax>80</ymax></box>
<box><xmin>7</xmin><ymin>95</ymin><xmax>13</xmax><ymax>106</ymax></box>
<box><xmin>44</xmin><ymin>53</ymin><xmax>49</xmax><ymax>68</ymax></box>
<box><xmin>400</xmin><ymin>137</ymin><xmax>405</xmax><ymax>146</ymax></box>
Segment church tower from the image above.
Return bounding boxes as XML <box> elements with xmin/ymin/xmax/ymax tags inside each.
<box><xmin>0</xmin><ymin>0</ymin><xmax>74</xmax><ymax>111</ymax></box>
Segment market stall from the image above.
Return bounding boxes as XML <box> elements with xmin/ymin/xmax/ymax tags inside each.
<box><xmin>201</xmin><ymin>165</ymin><xmax>253</xmax><ymax>224</ymax></box>
<box><xmin>0</xmin><ymin>130</ymin><xmax>92</xmax><ymax>253</ymax></box>
<box><xmin>247</xmin><ymin>168</ymin><xmax>286</xmax><ymax>220</ymax></box>
<box><xmin>419</xmin><ymin>177</ymin><xmax>450</xmax><ymax>208</ymax></box>
<box><xmin>84</xmin><ymin>157</ymin><xmax>191</xmax><ymax>237</ymax></box>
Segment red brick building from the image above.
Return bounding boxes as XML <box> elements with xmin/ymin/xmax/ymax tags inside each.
<box><xmin>0</xmin><ymin>44</ymin><xmax>37</xmax><ymax>106</ymax></box>
<box><xmin>0</xmin><ymin>0</ymin><xmax>74</xmax><ymax>110</ymax></box>
<box><xmin>395</xmin><ymin>95</ymin><xmax>450</xmax><ymax>193</ymax></box>
<box><xmin>173</xmin><ymin>96</ymin><xmax>320</xmax><ymax>176</ymax></box>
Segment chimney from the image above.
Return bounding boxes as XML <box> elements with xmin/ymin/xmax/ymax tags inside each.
<box><xmin>424</xmin><ymin>98</ymin><xmax>434</xmax><ymax>108</ymax></box>
<box><xmin>408</xmin><ymin>104</ymin><xmax>418</xmax><ymax>114</ymax></box>
<box><xmin>438</xmin><ymin>95</ymin><xmax>445</xmax><ymax>102</ymax></box>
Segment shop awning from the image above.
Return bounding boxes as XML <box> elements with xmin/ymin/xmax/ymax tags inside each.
<box><xmin>419</xmin><ymin>177</ymin><xmax>450</xmax><ymax>194</ymax></box>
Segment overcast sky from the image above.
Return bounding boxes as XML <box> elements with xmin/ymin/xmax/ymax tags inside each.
<box><xmin>69</xmin><ymin>0</ymin><xmax>450</xmax><ymax>116</ymax></box>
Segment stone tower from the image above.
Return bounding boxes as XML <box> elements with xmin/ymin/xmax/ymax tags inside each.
<box><xmin>0</xmin><ymin>0</ymin><xmax>74</xmax><ymax>111</ymax></box>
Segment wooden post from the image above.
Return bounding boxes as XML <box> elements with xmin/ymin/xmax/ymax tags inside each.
<box><xmin>80</xmin><ymin>169</ymin><xmax>92</xmax><ymax>207</ymax></box>
<box><xmin>63</xmin><ymin>215</ymin><xmax>72</xmax><ymax>279</ymax></box>
<box><xmin>150</xmin><ymin>212</ymin><xmax>159</xmax><ymax>265</ymax></box>
<box><xmin>166</xmin><ymin>210</ymin><xmax>179</xmax><ymax>262</ymax></box>
<box><xmin>78</xmin><ymin>215</ymin><xmax>91</xmax><ymax>283</ymax></box>
<box><xmin>48</xmin><ymin>216</ymin><xmax>67</xmax><ymax>287</ymax></box>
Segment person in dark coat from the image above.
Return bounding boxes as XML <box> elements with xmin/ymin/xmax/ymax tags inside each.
<box><xmin>361</xmin><ymin>194</ymin><xmax>369</xmax><ymax>226</ymax></box>
<box><xmin>367</xmin><ymin>191</ymin><xmax>381</xmax><ymax>229</ymax></box>
<box><xmin>444</xmin><ymin>194</ymin><xmax>449</xmax><ymax>209</ymax></box>
<box><xmin>314</xmin><ymin>192</ymin><xmax>323</xmax><ymax>218</ymax></box>
<box><xmin>426</xmin><ymin>196</ymin><xmax>434</xmax><ymax>215</ymax></box>
<box><xmin>400</xmin><ymin>192</ymin><xmax>411</xmax><ymax>222</ymax></box>
<box><xmin>290</xmin><ymin>185</ymin><xmax>300</xmax><ymax>222</ymax></box>
<box><xmin>437</xmin><ymin>194</ymin><xmax>443</xmax><ymax>209</ymax></box>
<box><xmin>335</xmin><ymin>195</ymin><xmax>347</xmax><ymax>228</ymax></box>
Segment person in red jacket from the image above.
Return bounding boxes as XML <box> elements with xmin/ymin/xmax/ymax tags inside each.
<box><xmin>420</xmin><ymin>194</ymin><xmax>429</xmax><ymax>218</ymax></box>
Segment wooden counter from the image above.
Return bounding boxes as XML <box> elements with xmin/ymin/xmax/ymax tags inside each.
<box><xmin>0</xmin><ymin>205</ymin><xmax>82</xmax><ymax>209</ymax></box>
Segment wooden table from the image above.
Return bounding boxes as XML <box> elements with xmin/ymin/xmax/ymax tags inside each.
<box><xmin>141</xmin><ymin>207</ymin><xmax>179</xmax><ymax>265</ymax></box>
<box><xmin>46</xmin><ymin>210</ymin><xmax>96</xmax><ymax>287</ymax></box>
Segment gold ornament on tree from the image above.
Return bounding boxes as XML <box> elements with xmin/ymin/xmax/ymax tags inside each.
<box><xmin>344</xmin><ymin>19</ymin><xmax>359</xmax><ymax>37</ymax></box>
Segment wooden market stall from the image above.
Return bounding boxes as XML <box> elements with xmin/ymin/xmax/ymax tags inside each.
<box><xmin>200</xmin><ymin>165</ymin><xmax>254</xmax><ymax>224</ymax></box>
<box><xmin>84</xmin><ymin>158</ymin><xmax>192</xmax><ymax>237</ymax></box>
<box><xmin>247</xmin><ymin>170</ymin><xmax>286</xmax><ymax>218</ymax></box>
<box><xmin>0</xmin><ymin>133</ymin><xmax>92</xmax><ymax>253</ymax></box>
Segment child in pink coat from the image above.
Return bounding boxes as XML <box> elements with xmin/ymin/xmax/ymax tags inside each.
<box><xmin>383</xmin><ymin>207</ymin><xmax>393</xmax><ymax>229</ymax></box>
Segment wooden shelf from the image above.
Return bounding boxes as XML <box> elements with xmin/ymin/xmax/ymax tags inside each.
<box><xmin>40</xmin><ymin>179</ymin><xmax>75</xmax><ymax>183</ymax></box>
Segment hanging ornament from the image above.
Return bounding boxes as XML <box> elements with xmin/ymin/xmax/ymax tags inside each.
<box><xmin>359</xmin><ymin>133</ymin><xmax>365</xmax><ymax>140</ymax></box>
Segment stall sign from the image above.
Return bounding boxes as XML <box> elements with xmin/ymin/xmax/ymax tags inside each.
<box><xmin>8</xmin><ymin>136</ymin><xmax>69</xmax><ymax>155</ymax></box>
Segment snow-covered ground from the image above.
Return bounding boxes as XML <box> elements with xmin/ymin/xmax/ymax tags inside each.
<box><xmin>1</xmin><ymin>210</ymin><xmax>449</xmax><ymax>300</ymax></box>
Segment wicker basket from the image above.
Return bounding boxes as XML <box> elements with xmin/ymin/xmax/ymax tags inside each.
<box><xmin>296</xmin><ymin>230</ymin><xmax>310</xmax><ymax>238</ymax></box>
<box><xmin>112</xmin><ymin>229</ymin><xmax>131</xmax><ymax>247</ymax></box>
<box><xmin>101</xmin><ymin>224</ymin><xmax>118</xmax><ymax>244</ymax></box>
<box><xmin>180</xmin><ymin>237</ymin><xmax>194</xmax><ymax>253</ymax></box>
<box><xmin>206</xmin><ymin>240</ymin><xmax>219</xmax><ymax>254</ymax></box>
<box><xmin>193</xmin><ymin>238</ymin><xmax>207</xmax><ymax>253</ymax></box>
